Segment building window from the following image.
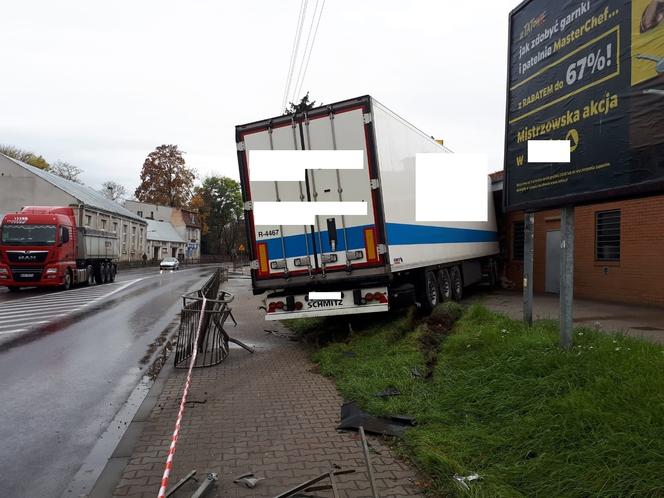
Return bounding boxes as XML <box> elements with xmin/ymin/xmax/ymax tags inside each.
<box><xmin>137</xmin><ymin>211</ymin><xmax>143</xmax><ymax>217</ymax></box>
<box><xmin>512</xmin><ymin>221</ymin><xmax>524</xmax><ymax>261</ymax></box>
<box><xmin>113</xmin><ymin>222</ymin><xmax>118</xmax><ymax>233</ymax></box>
<box><xmin>100</xmin><ymin>219</ymin><xmax>107</xmax><ymax>230</ymax></box>
<box><xmin>85</xmin><ymin>215</ymin><xmax>92</xmax><ymax>226</ymax></box>
<box><xmin>596</xmin><ymin>210</ymin><xmax>620</xmax><ymax>261</ymax></box>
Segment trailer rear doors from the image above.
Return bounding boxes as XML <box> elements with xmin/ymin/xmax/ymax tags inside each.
<box><xmin>237</xmin><ymin>97</ymin><xmax>386</xmax><ymax>286</ymax></box>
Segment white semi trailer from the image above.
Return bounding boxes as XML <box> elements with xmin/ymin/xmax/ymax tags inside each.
<box><xmin>236</xmin><ymin>95</ymin><xmax>499</xmax><ymax>320</ymax></box>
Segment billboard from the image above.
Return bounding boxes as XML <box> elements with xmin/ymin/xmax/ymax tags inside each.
<box><xmin>504</xmin><ymin>0</ymin><xmax>664</xmax><ymax>210</ymax></box>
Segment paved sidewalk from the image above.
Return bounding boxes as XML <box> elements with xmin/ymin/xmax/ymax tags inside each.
<box><xmin>469</xmin><ymin>289</ymin><xmax>664</xmax><ymax>344</ymax></box>
<box><xmin>112</xmin><ymin>276</ymin><xmax>423</xmax><ymax>497</ymax></box>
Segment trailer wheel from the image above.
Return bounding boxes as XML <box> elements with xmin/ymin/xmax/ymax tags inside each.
<box><xmin>109</xmin><ymin>264</ymin><xmax>116</xmax><ymax>282</ymax></box>
<box><xmin>421</xmin><ymin>270</ymin><xmax>440</xmax><ymax>312</ymax></box>
<box><xmin>94</xmin><ymin>264</ymin><xmax>103</xmax><ymax>284</ymax></box>
<box><xmin>450</xmin><ymin>265</ymin><xmax>463</xmax><ymax>301</ymax></box>
<box><xmin>86</xmin><ymin>266</ymin><xmax>95</xmax><ymax>286</ymax></box>
<box><xmin>101</xmin><ymin>263</ymin><xmax>109</xmax><ymax>284</ymax></box>
<box><xmin>61</xmin><ymin>270</ymin><xmax>72</xmax><ymax>291</ymax></box>
<box><xmin>437</xmin><ymin>268</ymin><xmax>452</xmax><ymax>301</ymax></box>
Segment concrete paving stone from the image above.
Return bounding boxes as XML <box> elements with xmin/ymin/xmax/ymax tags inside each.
<box><xmin>112</xmin><ymin>277</ymin><xmax>423</xmax><ymax>497</ymax></box>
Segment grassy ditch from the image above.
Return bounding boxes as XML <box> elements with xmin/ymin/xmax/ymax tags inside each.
<box><xmin>295</xmin><ymin>304</ymin><xmax>664</xmax><ymax>497</ymax></box>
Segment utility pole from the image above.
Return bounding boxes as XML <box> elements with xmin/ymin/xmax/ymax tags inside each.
<box><xmin>559</xmin><ymin>205</ymin><xmax>574</xmax><ymax>349</ymax></box>
<box><xmin>523</xmin><ymin>212</ymin><xmax>534</xmax><ymax>326</ymax></box>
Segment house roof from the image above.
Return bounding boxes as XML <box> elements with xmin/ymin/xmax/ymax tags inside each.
<box><xmin>146</xmin><ymin>219</ymin><xmax>185</xmax><ymax>243</ymax></box>
<box><xmin>2</xmin><ymin>154</ymin><xmax>145</xmax><ymax>223</ymax></box>
<box><xmin>180</xmin><ymin>209</ymin><xmax>201</xmax><ymax>228</ymax></box>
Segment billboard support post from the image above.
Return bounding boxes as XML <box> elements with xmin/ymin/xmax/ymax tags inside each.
<box><xmin>523</xmin><ymin>212</ymin><xmax>534</xmax><ymax>326</ymax></box>
<box><xmin>560</xmin><ymin>205</ymin><xmax>575</xmax><ymax>350</ymax></box>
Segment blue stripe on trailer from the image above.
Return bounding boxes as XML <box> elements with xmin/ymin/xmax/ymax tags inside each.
<box><xmin>261</xmin><ymin>225</ymin><xmax>372</xmax><ymax>259</ymax></box>
<box><xmin>385</xmin><ymin>223</ymin><xmax>498</xmax><ymax>245</ymax></box>
<box><xmin>259</xmin><ymin>223</ymin><xmax>497</xmax><ymax>259</ymax></box>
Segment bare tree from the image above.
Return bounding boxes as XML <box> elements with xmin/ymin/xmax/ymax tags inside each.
<box><xmin>50</xmin><ymin>160</ymin><xmax>83</xmax><ymax>183</ymax></box>
<box><xmin>101</xmin><ymin>181</ymin><xmax>127</xmax><ymax>202</ymax></box>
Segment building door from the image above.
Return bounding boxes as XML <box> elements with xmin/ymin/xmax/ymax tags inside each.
<box><xmin>172</xmin><ymin>247</ymin><xmax>177</xmax><ymax>257</ymax></box>
<box><xmin>545</xmin><ymin>230</ymin><xmax>560</xmax><ymax>293</ymax></box>
<box><xmin>153</xmin><ymin>246</ymin><xmax>160</xmax><ymax>260</ymax></box>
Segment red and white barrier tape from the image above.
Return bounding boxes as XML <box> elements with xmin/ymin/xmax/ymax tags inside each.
<box><xmin>157</xmin><ymin>296</ymin><xmax>207</xmax><ymax>498</ymax></box>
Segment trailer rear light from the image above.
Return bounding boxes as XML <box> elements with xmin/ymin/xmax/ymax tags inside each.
<box><xmin>365</xmin><ymin>292</ymin><xmax>374</xmax><ymax>302</ymax></box>
<box><xmin>293</xmin><ymin>256</ymin><xmax>311</xmax><ymax>267</ymax></box>
<box><xmin>364</xmin><ymin>228</ymin><xmax>378</xmax><ymax>262</ymax></box>
<box><xmin>257</xmin><ymin>243</ymin><xmax>269</xmax><ymax>275</ymax></box>
<box><xmin>347</xmin><ymin>250</ymin><xmax>364</xmax><ymax>261</ymax></box>
<box><xmin>294</xmin><ymin>301</ymin><xmax>303</xmax><ymax>310</ymax></box>
<box><xmin>275</xmin><ymin>301</ymin><xmax>284</xmax><ymax>309</ymax></box>
<box><xmin>373</xmin><ymin>292</ymin><xmax>388</xmax><ymax>303</ymax></box>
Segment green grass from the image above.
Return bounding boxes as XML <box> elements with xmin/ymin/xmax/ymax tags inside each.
<box><xmin>301</xmin><ymin>305</ymin><xmax>664</xmax><ymax>497</ymax></box>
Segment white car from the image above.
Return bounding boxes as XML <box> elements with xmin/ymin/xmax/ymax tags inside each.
<box><xmin>160</xmin><ymin>257</ymin><xmax>180</xmax><ymax>271</ymax></box>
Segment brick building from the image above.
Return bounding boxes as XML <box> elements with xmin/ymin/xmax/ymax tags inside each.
<box><xmin>492</xmin><ymin>171</ymin><xmax>664</xmax><ymax>306</ymax></box>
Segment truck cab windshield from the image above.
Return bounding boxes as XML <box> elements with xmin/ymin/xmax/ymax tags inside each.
<box><xmin>1</xmin><ymin>224</ymin><xmax>57</xmax><ymax>246</ymax></box>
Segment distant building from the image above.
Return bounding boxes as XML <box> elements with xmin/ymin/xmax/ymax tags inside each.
<box><xmin>491</xmin><ymin>170</ymin><xmax>664</xmax><ymax>306</ymax></box>
<box><xmin>124</xmin><ymin>200</ymin><xmax>201</xmax><ymax>259</ymax></box>
<box><xmin>0</xmin><ymin>153</ymin><xmax>147</xmax><ymax>263</ymax></box>
<box><xmin>146</xmin><ymin>220</ymin><xmax>186</xmax><ymax>260</ymax></box>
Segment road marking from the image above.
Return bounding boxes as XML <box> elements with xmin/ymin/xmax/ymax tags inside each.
<box><xmin>0</xmin><ymin>279</ymin><xmax>143</xmax><ymax>336</ymax></box>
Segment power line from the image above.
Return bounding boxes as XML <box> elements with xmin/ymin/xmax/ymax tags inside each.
<box><xmin>282</xmin><ymin>0</ymin><xmax>308</xmax><ymax>112</ymax></box>
<box><xmin>290</xmin><ymin>0</ymin><xmax>320</xmax><ymax>104</ymax></box>
<box><xmin>293</xmin><ymin>0</ymin><xmax>326</xmax><ymax>102</ymax></box>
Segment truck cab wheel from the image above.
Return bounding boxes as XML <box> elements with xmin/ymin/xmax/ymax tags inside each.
<box><xmin>437</xmin><ymin>268</ymin><xmax>452</xmax><ymax>301</ymax></box>
<box><xmin>61</xmin><ymin>271</ymin><xmax>72</xmax><ymax>291</ymax></box>
<box><xmin>450</xmin><ymin>265</ymin><xmax>463</xmax><ymax>301</ymax></box>
<box><xmin>421</xmin><ymin>270</ymin><xmax>440</xmax><ymax>312</ymax></box>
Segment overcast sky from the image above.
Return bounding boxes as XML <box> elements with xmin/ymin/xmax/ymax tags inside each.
<box><xmin>1</xmin><ymin>1</ymin><xmax>516</xmax><ymax>194</ymax></box>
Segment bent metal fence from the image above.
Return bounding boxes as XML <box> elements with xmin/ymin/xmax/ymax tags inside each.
<box><xmin>174</xmin><ymin>267</ymin><xmax>253</xmax><ymax>368</ymax></box>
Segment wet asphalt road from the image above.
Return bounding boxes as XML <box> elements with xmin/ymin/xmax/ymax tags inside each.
<box><xmin>0</xmin><ymin>265</ymin><xmax>217</xmax><ymax>498</ymax></box>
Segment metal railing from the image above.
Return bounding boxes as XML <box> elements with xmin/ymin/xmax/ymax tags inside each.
<box><xmin>173</xmin><ymin>267</ymin><xmax>253</xmax><ymax>368</ymax></box>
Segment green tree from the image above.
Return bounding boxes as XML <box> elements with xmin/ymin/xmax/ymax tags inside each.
<box><xmin>193</xmin><ymin>176</ymin><xmax>244</xmax><ymax>255</ymax></box>
<box><xmin>135</xmin><ymin>145</ymin><xmax>195</xmax><ymax>207</ymax></box>
<box><xmin>0</xmin><ymin>144</ymin><xmax>50</xmax><ymax>170</ymax></box>
<box><xmin>284</xmin><ymin>92</ymin><xmax>319</xmax><ymax>115</ymax></box>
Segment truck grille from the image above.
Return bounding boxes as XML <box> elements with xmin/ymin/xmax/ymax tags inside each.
<box><xmin>11</xmin><ymin>267</ymin><xmax>44</xmax><ymax>282</ymax></box>
<box><xmin>6</xmin><ymin>251</ymin><xmax>49</xmax><ymax>263</ymax></box>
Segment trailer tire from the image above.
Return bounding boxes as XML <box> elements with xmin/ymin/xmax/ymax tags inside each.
<box><xmin>437</xmin><ymin>268</ymin><xmax>452</xmax><ymax>301</ymax></box>
<box><xmin>421</xmin><ymin>270</ymin><xmax>440</xmax><ymax>312</ymax></box>
<box><xmin>450</xmin><ymin>265</ymin><xmax>463</xmax><ymax>301</ymax></box>
<box><xmin>488</xmin><ymin>259</ymin><xmax>498</xmax><ymax>288</ymax></box>
<box><xmin>102</xmin><ymin>263</ymin><xmax>109</xmax><ymax>284</ymax></box>
<box><xmin>109</xmin><ymin>264</ymin><xmax>116</xmax><ymax>282</ymax></box>
<box><xmin>61</xmin><ymin>270</ymin><xmax>72</xmax><ymax>291</ymax></box>
<box><xmin>86</xmin><ymin>265</ymin><xmax>95</xmax><ymax>286</ymax></box>
<box><xmin>94</xmin><ymin>264</ymin><xmax>103</xmax><ymax>284</ymax></box>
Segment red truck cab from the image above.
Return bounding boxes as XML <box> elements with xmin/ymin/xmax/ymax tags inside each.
<box><xmin>0</xmin><ymin>207</ymin><xmax>78</xmax><ymax>290</ymax></box>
